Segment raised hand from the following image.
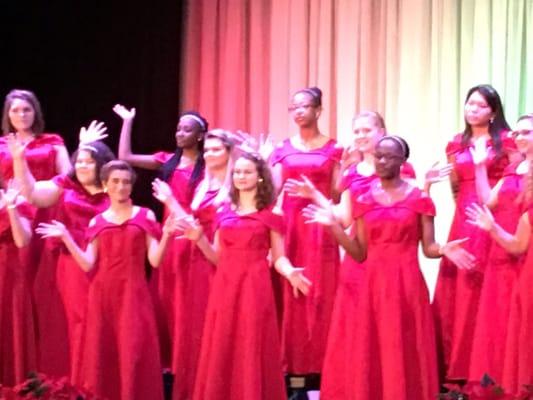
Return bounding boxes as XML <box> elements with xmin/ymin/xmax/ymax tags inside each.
<box><xmin>35</xmin><ymin>220</ymin><xmax>68</xmax><ymax>239</ymax></box>
<box><xmin>302</xmin><ymin>203</ymin><xmax>335</xmax><ymax>226</ymax></box>
<box><xmin>152</xmin><ymin>178</ymin><xmax>174</xmax><ymax>205</ymax></box>
<box><xmin>469</xmin><ymin>138</ymin><xmax>489</xmax><ymax>166</ymax></box>
<box><xmin>340</xmin><ymin>144</ymin><xmax>362</xmax><ymax>171</ymax></box>
<box><xmin>113</xmin><ymin>104</ymin><xmax>136</xmax><ymax>121</ymax></box>
<box><xmin>465</xmin><ymin>203</ymin><xmax>495</xmax><ymax>231</ymax></box>
<box><xmin>6</xmin><ymin>134</ymin><xmax>29</xmax><ymax>160</ymax></box>
<box><xmin>284</xmin><ymin>174</ymin><xmax>317</xmax><ymax>199</ymax></box>
<box><xmin>79</xmin><ymin>120</ymin><xmax>108</xmax><ymax>145</ymax></box>
<box><xmin>425</xmin><ymin>161</ymin><xmax>453</xmax><ymax>185</ymax></box>
<box><xmin>440</xmin><ymin>238</ymin><xmax>476</xmax><ymax>270</ymax></box>
<box><xmin>286</xmin><ymin>267</ymin><xmax>312</xmax><ymax>298</ymax></box>
<box><xmin>257</xmin><ymin>133</ymin><xmax>275</xmax><ymax>161</ymax></box>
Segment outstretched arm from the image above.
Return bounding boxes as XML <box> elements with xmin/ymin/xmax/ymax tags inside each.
<box><xmin>466</xmin><ymin>203</ymin><xmax>531</xmax><ymax>255</ymax></box>
<box><xmin>115</xmin><ymin>104</ymin><xmax>161</xmax><ymax>170</ymax></box>
<box><xmin>36</xmin><ymin>220</ymin><xmax>98</xmax><ymax>271</ymax></box>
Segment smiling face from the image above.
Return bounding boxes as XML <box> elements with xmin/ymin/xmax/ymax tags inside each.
<box><xmin>288</xmin><ymin>92</ymin><xmax>320</xmax><ymax>128</ymax></box>
<box><xmin>352</xmin><ymin>116</ymin><xmax>385</xmax><ymax>153</ymax></box>
<box><xmin>74</xmin><ymin>150</ymin><xmax>98</xmax><ymax>186</ymax></box>
<box><xmin>8</xmin><ymin>98</ymin><xmax>35</xmax><ymax>133</ymax></box>
<box><xmin>203</xmin><ymin>137</ymin><xmax>230</xmax><ymax>171</ymax></box>
<box><xmin>513</xmin><ymin>117</ymin><xmax>533</xmax><ymax>157</ymax></box>
<box><xmin>464</xmin><ymin>90</ymin><xmax>494</xmax><ymax>128</ymax></box>
<box><xmin>175</xmin><ymin>115</ymin><xmax>203</xmax><ymax>149</ymax></box>
<box><xmin>373</xmin><ymin>138</ymin><xmax>405</xmax><ymax>179</ymax></box>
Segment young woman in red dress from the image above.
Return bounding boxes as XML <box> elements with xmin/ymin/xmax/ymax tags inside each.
<box><xmin>152</xmin><ymin>129</ymin><xmax>236</xmax><ymax>400</ymax></box>
<box><xmin>177</xmin><ymin>152</ymin><xmax>311</xmax><ymax>400</ymax></box>
<box><xmin>1</xmin><ymin>89</ymin><xmax>72</xmax><ymax>377</ymax></box>
<box><xmin>115</xmin><ymin>105</ymin><xmax>207</xmax><ymax>368</ymax></box>
<box><xmin>9</xmin><ymin>127</ymin><xmax>115</xmax><ymax>380</ymax></box>
<box><xmin>0</xmin><ymin>181</ymin><xmax>35</xmax><ymax>386</ymax></box>
<box><xmin>466</xmin><ymin>114</ymin><xmax>533</xmax><ymax>383</ymax></box>
<box><xmin>466</xmin><ymin>114</ymin><xmax>533</xmax><ymax>395</ymax></box>
<box><xmin>36</xmin><ymin>160</ymin><xmax>176</xmax><ymax>400</ymax></box>
<box><xmin>270</xmin><ymin>87</ymin><xmax>343</xmax><ymax>393</ymax></box>
<box><xmin>431</xmin><ymin>84</ymin><xmax>515</xmax><ymax>382</ymax></box>
<box><xmin>303</xmin><ymin>135</ymin><xmax>474</xmax><ymax>400</ymax></box>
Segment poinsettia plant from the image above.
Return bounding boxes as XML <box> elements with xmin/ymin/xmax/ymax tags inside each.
<box><xmin>439</xmin><ymin>374</ymin><xmax>533</xmax><ymax>400</ymax></box>
<box><xmin>0</xmin><ymin>372</ymin><xmax>104</xmax><ymax>400</ymax></box>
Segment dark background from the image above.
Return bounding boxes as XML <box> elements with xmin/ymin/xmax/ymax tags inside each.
<box><xmin>0</xmin><ymin>0</ymin><xmax>185</xmax><ymax>207</ymax></box>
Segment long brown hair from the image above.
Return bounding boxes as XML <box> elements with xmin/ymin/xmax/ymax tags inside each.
<box><xmin>2</xmin><ymin>89</ymin><xmax>45</xmax><ymax>135</ymax></box>
<box><xmin>229</xmin><ymin>152</ymin><xmax>275</xmax><ymax>211</ymax></box>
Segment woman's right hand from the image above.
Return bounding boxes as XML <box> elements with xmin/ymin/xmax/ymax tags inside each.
<box><xmin>152</xmin><ymin>178</ymin><xmax>174</xmax><ymax>205</ymax></box>
<box><xmin>465</xmin><ymin>203</ymin><xmax>495</xmax><ymax>231</ymax></box>
<box><xmin>6</xmin><ymin>134</ymin><xmax>29</xmax><ymax>160</ymax></box>
<box><xmin>302</xmin><ymin>203</ymin><xmax>336</xmax><ymax>226</ymax></box>
<box><xmin>113</xmin><ymin>104</ymin><xmax>136</xmax><ymax>121</ymax></box>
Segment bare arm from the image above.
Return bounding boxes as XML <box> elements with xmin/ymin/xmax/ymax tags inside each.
<box><xmin>466</xmin><ymin>204</ymin><xmax>531</xmax><ymax>255</ymax></box>
<box><xmin>146</xmin><ymin>210</ymin><xmax>176</xmax><ymax>267</ymax></box>
<box><xmin>302</xmin><ymin>203</ymin><xmax>366</xmax><ymax>262</ymax></box>
<box><xmin>115</xmin><ymin>105</ymin><xmax>161</xmax><ymax>170</ymax></box>
<box><xmin>270</xmin><ymin>229</ymin><xmax>311</xmax><ymax>297</ymax></box>
<box><xmin>7</xmin><ymin>206</ymin><xmax>32</xmax><ymax>247</ymax></box>
<box><xmin>54</xmin><ymin>144</ymin><xmax>72</xmax><ymax>175</ymax></box>
<box><xmin>36</xmin><ymin>220</ymin><xmax>98</xmax><ymax>271</ymax></box>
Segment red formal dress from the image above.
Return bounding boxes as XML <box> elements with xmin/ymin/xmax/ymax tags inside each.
<box><xmin>172</xmin><ymin>189</ymin><xmax>217</xmax><ymax>400</ymax></box>
<box><xmin>151</xmin><ymin>151</ymin><xmax>199</xmax><ymax>368</ymax></box>
<box><xmin>193</xmin><ymin>206</ymin><xmax>286</xmax><ymax>400</ymax></box>
<box><xmin>433</xmin><ymin>132</ymin><xmax>513</xmax><ymax>380</ymax></box>
<box><xmin>320</xmin><ymin>162</ymin><xmax>416</xmax><ymax>399</ymax></box>
<box><xmin>469</xmin><ymin>165</ymin><xmax>525</xmax><ymax>383</ymax></box>
<box><xmin>271</xmin><ymin>138</ymin><xmax>342</xmax><ymax>374</ymax></box>
<box><xmin>502</xmin><ymin>207</ymin><xmax>533</xmax><ymax>394</ymax></box>
<box><xmin>347</xmin><ymin>187</ymin><xmax>438</xmax><ymax>400</ymax></box>
<box><xmin>0</xmin><ymin>203</ymin><xmax>36</xmax><ymax>386</ymax></box>
<box><xmin>76</xmin><ymin>208</ymin><xmax>164</xmax><ymax>400</ymax></box>
<box><xmin>0</xmin><ymin>133</ymin><xmax>66</xmax><ymax>377</ymax></box>
<box><xmin>52</xmin><ymin>175</ymin><xmax>108</xmax><ymax>380</ymax></box>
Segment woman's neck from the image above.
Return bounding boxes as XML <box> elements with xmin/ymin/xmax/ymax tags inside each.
<box><xmin>15</xmin><ymin>130</ymin><xmax>34</xmax><ymax>141</ymax></box>
<box><xmin>470</xmin><ymin>125</ymin><xmax>490</xmax><ymax>139</ymax></box>
<box><xmin>206</xmin><ymin>166</ymin><xmax>228</xmax><ymax>189</ymax></box>
<box><xmin>181</xmin><ymin>147</ymin><xmax>199</xmax><ymax>166</ymax></box>
<box><xmin>379</xmin><ymin>176</ymin><xmax>404</xmax><ymax>190</ymax></box>
<box><xmin>298</xmin><ymin>125</ymin><xmax>321</xmax><ymax>142</ymax></box>
<box><xmin>82</xmin><ymin>183</ymin><xmax>103</xmax><ymax>195</ymax></box>
<box><xmin>236</xmin><ymin>190</ymin><xmax>257</xmax><ymax>213</ymax></box>
<box><xmin>109</xmin><ymin>199</ymin><xmax>133</xmax><ymax>213</ymax></box>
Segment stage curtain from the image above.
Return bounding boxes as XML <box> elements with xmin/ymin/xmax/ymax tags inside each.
<box><xmin>179</xmin><ymin>0</ymin><xmax>533</xmax><ymax>292</ymax></box>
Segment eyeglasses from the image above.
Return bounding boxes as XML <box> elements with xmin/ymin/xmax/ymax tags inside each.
<box><xmin>373</xmin><ymin>153</ymin><xmax>404</xmax><ymax>162</ymax></box>
<box><xmin>511</xmin><ymin>130</ymin><xmax>533</xmax><ymax>138</ymax></box>
<box><xmin>288</xmin><ymin>104</ymin><xmax>315</xmax><ymax>113</ymax></box>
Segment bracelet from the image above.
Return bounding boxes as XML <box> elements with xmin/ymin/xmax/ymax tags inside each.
<box><xmin>6</xmin><ymin>204</ymin><xmax>16</xmax><ymax>210</ymax></box>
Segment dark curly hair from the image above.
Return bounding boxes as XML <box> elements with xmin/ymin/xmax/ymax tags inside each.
<box><xmin>230</xmin><ymin>152</ymin><xmax>275</xmax><ymax>211</ymax></box>
<box><xmin>68</xmin><ymin>141</ymin><xmax>116</xmax><ymax>187</ymax></box>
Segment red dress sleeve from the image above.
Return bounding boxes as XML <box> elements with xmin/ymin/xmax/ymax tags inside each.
<box><xmin>152</xmin><ymin>151</ymin><xmax>174</xmax><ymax>164</ymax></box>
<box><xmin>34</xmin><ymin>133</ymin><xmax>65</xmax><ymax>146</ymax></box>
<box><xmin>445</xmin><ymin>134</ymin><xmax>464</xmax><ymax>157</ymax></box>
